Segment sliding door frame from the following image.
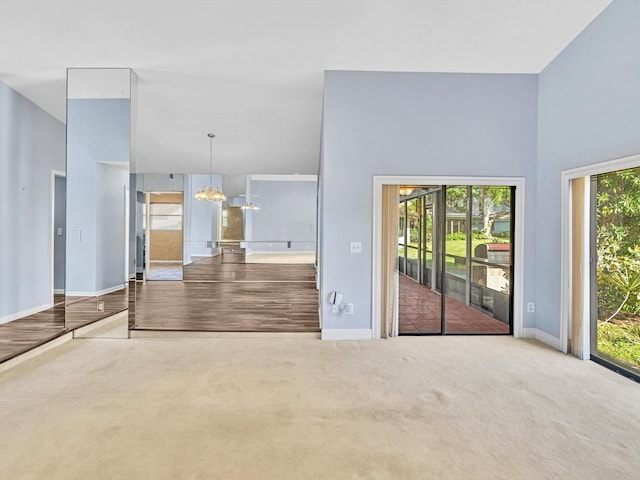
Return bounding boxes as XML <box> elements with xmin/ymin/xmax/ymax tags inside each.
<box><xmin>560</xmin><ymin>153</ymin><xmax>640</xmax><ymax>356</ymax></box>
<box><xmin>372</xmin><ymin>176</ymin><xmax>525</xmax><ymax>340</ymax></box>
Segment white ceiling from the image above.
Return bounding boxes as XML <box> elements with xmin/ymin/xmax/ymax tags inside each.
<box><xmin>0</xmin><ymin>0</ymin><xmax>612</xmax><ymax>175</ymax></box>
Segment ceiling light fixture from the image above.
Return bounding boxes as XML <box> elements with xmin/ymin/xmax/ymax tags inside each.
<box><xmin>399</xmin><ymin>186</ymin><xmax>415</xmax><ymax>196</ymax></box>
<box><xmin>195</xmin><ymin>133</ymin><xmax>227</xmax><ymax>202</ymax></box>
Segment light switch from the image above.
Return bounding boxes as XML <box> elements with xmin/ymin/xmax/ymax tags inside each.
<box><xmin>57</xmin><ymin>227</ymin><xmax>63</xmax><ymax>236</ymax></box>
<box><xmin>70</xmin><ymin>230</ymin><xmax>81</xmax><ymax>242</ymax></box>
<box><xmin>350</xmin><ymin>241</ymin><xmax>362</xmax><ymax>254</ymax></box>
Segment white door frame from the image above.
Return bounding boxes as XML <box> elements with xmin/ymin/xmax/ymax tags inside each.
<box><xmin>50</xmin><ymin>169</ymin><xmax>66</xmax><ymax>305</ymax></box>
<box><xmin>560</xmin><ymin>153</ymin><xmax>640</xmax><ymax>356</ymax></box>
<box><xmin>372</xmin><ymin>175</ymin><xmax>526</xmax><ymax>340</ymax></box>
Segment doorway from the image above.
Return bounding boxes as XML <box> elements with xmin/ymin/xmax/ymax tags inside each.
<box><xmin>397</xmin><ymin>185</ymin><xmax>514</xmax><ymax>335</ymax></box>
<box><xmin>562</xmin><ymin>156</ymin><xmax>640</xmax><ymax>381</ymax></box>
<box><xmin>372</xmin><ymin>176</ymin><xmax>525</xmax><ymax>340</ymax></box>
<box><xmin>144</xmin><ymin>192</ymin><xmax>184</xmax><ymax>280</ymax></box>
<box><xmin>52</xmin><ymin>171</ymin><xmax>66</xmax><ymax>306</ymax></box>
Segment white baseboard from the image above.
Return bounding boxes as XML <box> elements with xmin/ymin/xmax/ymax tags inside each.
<box><xmin>66</xmin><ymin>284</ymin><xmax>125</xmax><ymax>297</ymax></box>
<box><xmin>191</xmin><ymin>253</ymin><xmax>219</xmax><ymax>258</ymax></box>
<box><xmin>321</xmin><ymin>328</ymin><xmax>372</xmax><ymax>340</ymax></box>
<box><xmin>0</xmin><ymin>302</ymin><xmax>53</xmax><ymax>325</ymax></box>
<box><xmin>522</xmin><ymin>327</ymin><xmax>562</xmax><ymax>351</ymax></box>
<box><xmin>54</xmin><ymin>289</ymin><xmax>65</xmax><ymax>295</ymax></box>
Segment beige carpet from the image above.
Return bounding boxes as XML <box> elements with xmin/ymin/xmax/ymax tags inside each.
<box><xmin>1</xmin><ymin>336</ymin><xmax>639</xmax><ymax>479</ymax></box>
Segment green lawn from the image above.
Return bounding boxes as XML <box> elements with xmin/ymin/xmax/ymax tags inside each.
<box><xmin>597</xmin><ymin>320</ymin><xmax>640</xmax><ymax>369</ymax></box>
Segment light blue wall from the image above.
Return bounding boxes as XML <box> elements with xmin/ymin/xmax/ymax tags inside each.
<box><xmin>536</xmin><ymin>0</ymin><xmax>640</xmax><ymax>338</ymax></box>
<box><xmin>184</xmin><ymin>173</ymin><xmax>222</xmax><ymax>260</ymax></box>
<box><xmin>66</xmin><ymin>98</ymin><xmax>130</xmax><ymax>295</ymax></box>
<box><xmin>141</xmin><ymin>173</ymin><xmax>184</xmax><ymax>192</ymax></box>
<box><xmin>321</xmin><ymin>71</ymin><xmax>538</xmax><ymax>331</ymax></box>
<box><xmin>0</xmin><ymin>81</ymin><xmax>65</xmax><ymax>322</ymax></box>
<box><xmin>248</xmin><ymin>179</ymin><xmax>317</xmax><ymax>252</ymax></box>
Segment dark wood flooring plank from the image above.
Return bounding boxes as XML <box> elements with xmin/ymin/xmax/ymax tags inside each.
<box><xmin>183</xmin><ymin>255</ymin><xmax>315</xmax><ymax>282</ymax></box>
<box><xmin>135</xmin><ymin>263</ymin><xmax>320</xmax><ymax>332</ymax></box>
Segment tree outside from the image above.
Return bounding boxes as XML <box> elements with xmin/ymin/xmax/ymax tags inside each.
<box><xmin>596</xmin><ymin>169</ymin><xmax>640</xmax><ymax>369</ymax></box>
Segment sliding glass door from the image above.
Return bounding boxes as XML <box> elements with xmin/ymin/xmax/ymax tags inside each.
<box><xmin>398</xmin><ymin>185</ymin><xmax>513</xmax><ymax>335</ymax></box>
<box><xmin>590</xmin><ymin>169</ymin><xmax>640</xmax><ymax>378</ymax></box>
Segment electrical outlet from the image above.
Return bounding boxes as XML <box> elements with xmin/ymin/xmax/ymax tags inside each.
<box><xmin>343</xmin><ymin>303</ymin><xmax>354</xmax><ymax>314</ymax></box>
<box><xmin>97</xmin><ymin>301</ymin><xmax>105</xmax><ymax>312</ymax></box>
<box><xmin>527</xmin><ymin>302</ymin><xmax>535</xmax><ymax>313</ymax></box>
<box><xmin>350</xmin><ymin>242</ymin><xmax>362</xmax><ymax>254</ymax></box>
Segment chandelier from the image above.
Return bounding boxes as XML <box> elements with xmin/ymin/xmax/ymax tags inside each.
<box><xmin>399</xmin><ymin>186</ymin><xmax>415</xmax><ymax>196</ymax></box>
<box><xmin>195</xmin><ymin>133</ymin><xmax>227</xmax><ymax>202</ymax></box>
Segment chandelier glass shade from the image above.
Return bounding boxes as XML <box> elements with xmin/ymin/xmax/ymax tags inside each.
<box><xmin>195</xmin><ymin>133</ymin><xmax>226</xmax><ymax>202</ymax></box>
<box><xmin>241</xmin><ymin>202</ymin><xmax>260</xmax><ymax>210</ymax></box>
<box><xmin>195</xmin><ymin>186</ymin><xmax>227</xmax><ymax>202</ymax></box>
<box><xmin>399</xmin><ymin>186</ymin><xmax>415</xmax><ymax>196</ymax></box>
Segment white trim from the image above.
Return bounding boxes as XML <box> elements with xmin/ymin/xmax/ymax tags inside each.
<box><xmin>190</xmin><ymin>253</ymin><xmax>220</xmax><ymax>258</ymax></box>
<box><xmin>0</xmin><ymin>332</ymin><xmax>73</xmax><ymax>374</ymax></box>
<box><xmin>50</xmin><ymin>170</ymin><xmax>66</xmax><ymax>307</ymax></box>
<box><xmin>321</xmin><ymin>328</ymin><xmax>372</xmax><ymax>340</ymax></box>
<box><xmin>0</xmin><ymin>303</ymin><xmax>53</xmax><ymax>325</ymax></box>
<box><xmin>250</xmin><ymin>174</ymin><xmax>317</xmax><ymax>182</ymax></box>
<box><xmin>522</xmin><ymin>327</ymin><xmax>562</xmax><ymax>351</ymax></box>
<box><xmin>54</xmin><ymin>289</ymin><xmax>65</xmax><ymax>295</ymax></box>
<box><xmin>560</xmin><ymin>153</ymin><xmax>640</xmax><ymax>355</ymax></box>
<box><xmin>66</xmin><ymin>284</ymin><xmax>125</xmax><ymax>297</ymax></box>
<box><xmin>372</xmin><ymin>175</ymin><xmax>525</xmax><ymax>340</ymax></box>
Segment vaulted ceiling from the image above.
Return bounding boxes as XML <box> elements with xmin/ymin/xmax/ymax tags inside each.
<box><xmin>0</xmin><ymin>0</ymin><xmax>612</xmax><ymax>174</ymax></box>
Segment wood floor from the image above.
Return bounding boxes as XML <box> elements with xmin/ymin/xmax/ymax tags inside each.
<box><xmin>0</xmin><ymin>304</ymin><xmax>66</xmax><ymax>363</ymax></box>
<box><xmin>136</xmin><ymin>253</ymin><xmax>319</xmax><ymax>332</ymax></box>
<box><xmin>147</xmin><ymin>262</ymin><xmax>183</xmax><ymax>281</ymax></box>
<box><xmin>134</xmin><ymin>281</ymin><xmax>319</xmax><ymax>331</ymax></box>
<box><xmin>1</xmin><ymin>256</ymin><xmax>319</xmax><ymax>363</ymax></box>
<box><xmin>65</xmin><ymin>289</ymin><xmax>128</xmax><ymax>330</ymax></box>
<box><xmin>183</xmin><ymin>254</ymin><xmax>316</xmax><ymax>282</ymax></box>
<box><xmin>0</xmin><ymin>290</ymin><xmax>129</xmax><ymax>363</ymax></box>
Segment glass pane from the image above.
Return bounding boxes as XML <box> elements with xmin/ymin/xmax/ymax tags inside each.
<box><xmin>445</xmin><ymin>185</ymin><xmax>511</xmax><ymax>334</ymax></box>
<box><xmin>468</xmin><ymin>186</ymin><xmax>512</xmax><ymax>327</ymax></box>
<box><xmin>399</xmin><ymin>191</ymin><xmax>441</xmax><ymax>335</ymax></box>
<box><xmin>444</xmin><ymin>185</ymin><xmax>468</xmax><ymax>287</ymax></box>
<box><xmin>149</xmin><ymin>215</ymin><xmax>182</xmax><ymax>230</ymax></box>
<box><xmin>149</xmin><ymin>203</ymin><xmax>183</xmax><ymax>216</ymax></box>
<box><xmin>593</xmin><ymin>168</ymin><xmax>640</xmax><ymax>376</ymax></box>
<box><xmin>221</xmin><ymin>207</ymin><xmax>244</xmax><ymax>240</ymax></box>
